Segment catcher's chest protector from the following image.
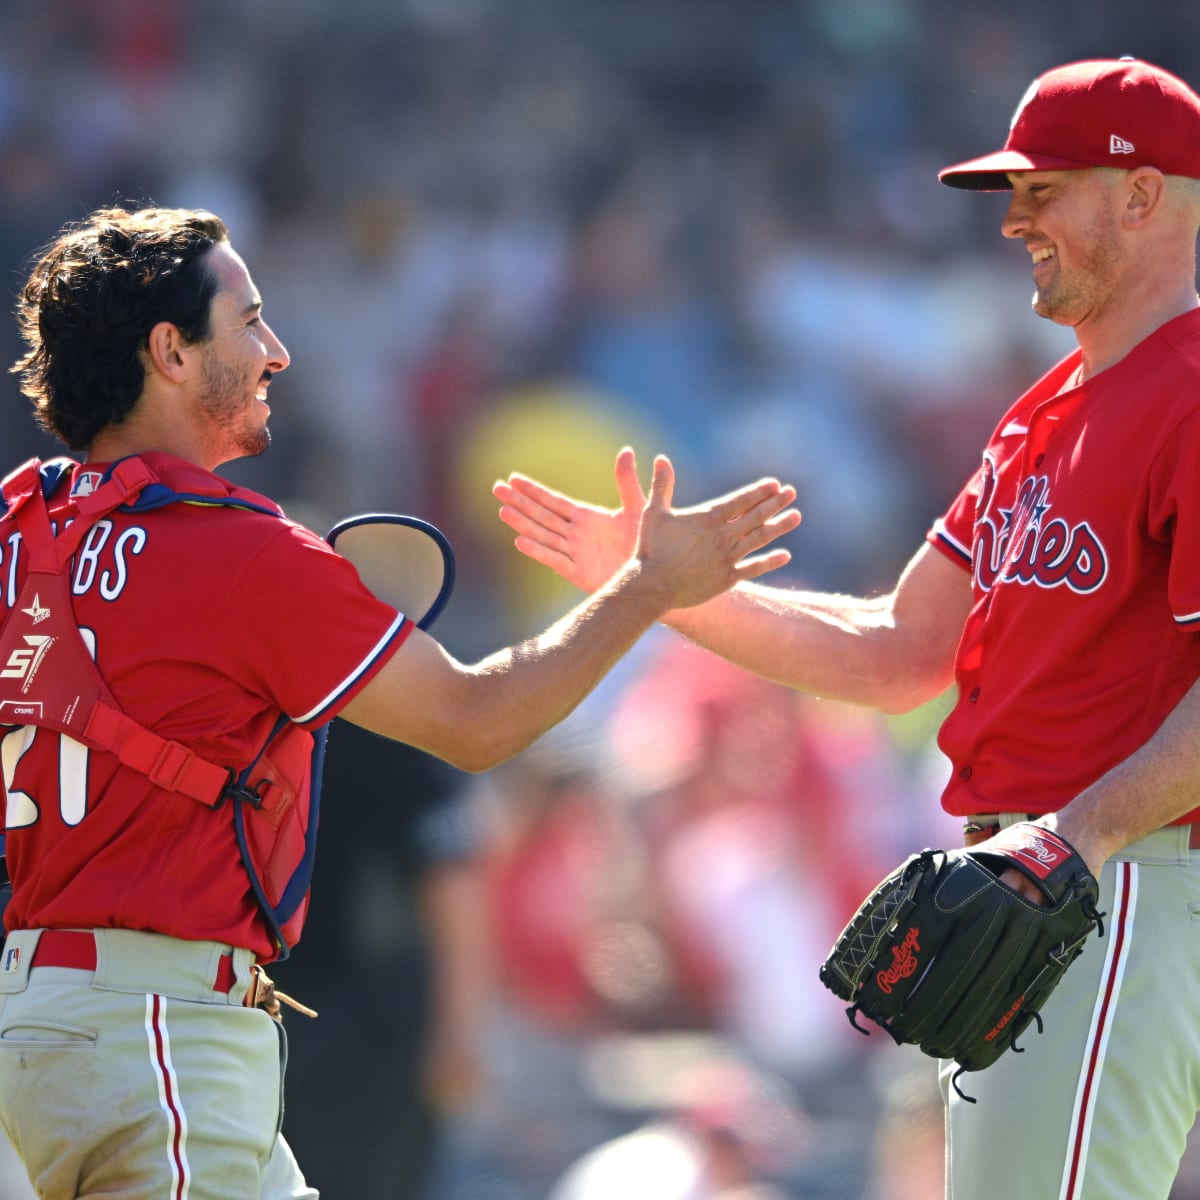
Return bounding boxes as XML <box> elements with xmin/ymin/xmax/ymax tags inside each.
<box><xmin>0</xmin><ymin>456</ymin><xmax>320</xmax><ymax>957</ymax></box>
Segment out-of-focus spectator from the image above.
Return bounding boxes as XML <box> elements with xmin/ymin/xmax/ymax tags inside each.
<box><xmin>602</xmin><ymin>636</ymin><xmax>956</xmax><ymax>1088</ymax></box>
<box><xmin>547</xmin><ymin>1052</ymin><xmax>806</xmax><ymax>1200</ymax></box>
<box><xmin>483</xmin><ymin>746</ymin><xmax>646</xmax><ymax>1033</ymax></box>
<box><xmin>865</xmin><ymin>1048</ymin><xmax>946</xmax><ymax>1200</ymax></box>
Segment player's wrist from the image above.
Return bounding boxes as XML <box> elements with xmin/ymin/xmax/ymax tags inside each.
<box><xmin>1033</xmin><ymin>811</ymin><xmax>1113</xmax><ymax>879</ymax></box>
<box><xmin>595</xmin><ymin>558</ymin><xmax>678</xmax><ymax>622</ymax></box>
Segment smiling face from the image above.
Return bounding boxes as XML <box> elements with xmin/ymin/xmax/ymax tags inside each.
<box><xmin>192</xmin><ymin>241</ymin><xmax>290</xmax><ymax>463</ymax></box>
<box><xmin>1001</xmin><ymin>169</ymin><xmax>1129</xmax><ymax>329</ymax></box>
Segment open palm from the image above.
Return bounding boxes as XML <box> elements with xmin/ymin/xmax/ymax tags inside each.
<box><xmin>493</xmin><ymin>446</ymin><xmax>645</xmax><ymax>593</ymax></box>
<box><xmin>494</xmin><ymin>446</ymin><xmax>800</xmax><ymax>600</ymax></box>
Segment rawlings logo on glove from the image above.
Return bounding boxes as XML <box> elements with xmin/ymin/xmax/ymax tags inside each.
<box><xmin>819</xmin><ymin>823</ymin><xmax>1104</xmax><ymax>1100</ymax></box>
<box><xmin>876</xmin><ymin>926</ymin><xmax>922</xmax><ymax>994</ymax></box>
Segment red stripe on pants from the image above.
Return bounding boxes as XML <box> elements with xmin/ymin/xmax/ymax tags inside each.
<box><xmin>1062</xmin><ymin>861</ymin><xmax>1135</xmax><ymax>1200</ymax></box>
<box><xmin>148</xmin><ymin>994</ymin><xmax>189</xmax><ymax>1200</ymax></box>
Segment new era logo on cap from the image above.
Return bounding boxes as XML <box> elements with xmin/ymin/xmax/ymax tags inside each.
<box><xmin>939</xmin><ymin>58</ymin><xmax>1200</xmax><ymax>189</ymax></box>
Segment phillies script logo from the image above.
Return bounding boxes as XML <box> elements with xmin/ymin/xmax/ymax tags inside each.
<box><xmin>876</xmin><ymin>926</ymin><xmax>921</xmax><ymax>994</ymax></box>
<box><xmin>972</xmin><ymin>454</ymin><xmax>1108</xmax><ymax>595</ymax></box>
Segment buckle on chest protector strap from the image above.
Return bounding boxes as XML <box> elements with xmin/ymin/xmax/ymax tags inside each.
<box><xmin>83</xmin><ymin>703</ymin><xmax>227</xmax><ymax>808</ymax></box>
<box><xmin>223</xmin><ymin>770</ymin><xmax>269</xmax><ymax>810</ymax></box>
<box><xmin>147</xmin><ymin>740</ymin><xmax>206</xmax><ymax>796</ymax></box>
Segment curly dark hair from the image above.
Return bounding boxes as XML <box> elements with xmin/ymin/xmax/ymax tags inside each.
<box><xmin>9</xmin><ymin>205</ymin><xmax>230</xmax><ymax>450</ymax></box>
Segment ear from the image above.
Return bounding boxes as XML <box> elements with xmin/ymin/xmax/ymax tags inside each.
<box><xmin>1123</xmin><ymin>167</ymin><xmax>1167</xmax><ymax>228</ymax></box>
<box><xmin>144</xmin><ymin>321</ymin><xmax>195</xmax><ymax>384</ymax></box>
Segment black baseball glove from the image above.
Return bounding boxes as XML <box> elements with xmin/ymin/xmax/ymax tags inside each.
<box><xmin>819</xmin><ymin>823</ymin><xmax>1104</xmax><ymax>1099</ymax></box>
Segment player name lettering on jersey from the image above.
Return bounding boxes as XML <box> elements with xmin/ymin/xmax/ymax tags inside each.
<box><xmin>0</xmin><ymin>519</ymin><xmax>148</xmax><ymax>611</ymax></box>
<box><xmin>972</xmin><ymin>454</ymin><xmax>1109</xmax><ymax>595</ymax></box>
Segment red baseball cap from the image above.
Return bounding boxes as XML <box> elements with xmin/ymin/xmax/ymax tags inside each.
<box><xmin>939</xmin><ymin>58</ymin><xmax>1200</xmax><ymax>190</ymax></box>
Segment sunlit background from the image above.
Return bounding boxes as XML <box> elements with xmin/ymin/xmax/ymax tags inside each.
<box><xmin>1</xmin><ymin>3</ymin><xmax>1198</xmax><ymax>1197</ymax></box>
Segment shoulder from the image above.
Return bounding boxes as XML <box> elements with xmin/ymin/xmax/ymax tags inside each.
<box><xmin>1134</xmin><ymin>309</ymin><xmax>1200</xmax><ymax>399</ymax></box>
<box><xmin>1156</xmin><ymin>307</ymin><xmax>1200</xmax><ymax>361</ymax></box>
<box><xmin>1100</xmin><ymin>311</ymin><xmax>1200</xmax><ymax>440</ymax></box>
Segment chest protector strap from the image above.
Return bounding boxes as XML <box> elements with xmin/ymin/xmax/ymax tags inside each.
<box><xmin>0</xmin><ymin>457</ymin><xmax>239</xmax><ymax>805</ymax></box>
<box><xmin>0</xmin><ymin>456</ymin><xmax>319</xmax><ymax>957</ymax></box>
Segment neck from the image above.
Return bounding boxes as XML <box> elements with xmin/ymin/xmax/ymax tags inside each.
<box><xmin>1075</xmin><ymin>284</ymin><xmax>1199</xmax><ymax>381</ymax></box>
<box><xmin>85</xmin><ymin>407</ymin><xmax>220</xmax><ymax>472</ymax></box>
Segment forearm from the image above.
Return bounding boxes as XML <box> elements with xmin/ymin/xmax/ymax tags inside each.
<box><xmin>662</xmin><ymin>584</ymin><xmax>922</xmax><ymax>709</ymax></box>
<box><xmin>346</xmin><ymin>559</ymin><xmax>672</xmax><ymax>772</ymax></box>
<box><xmin>351</xmin><ymin>454</ymin><xmax>799</xmax><ymax>769</ymax></box>
<box><xmin>1048</xmin><ymin>677</ymin><xmax>1200</xmax><ymax>873</ymax></box>
<box><xmin>663</xmin><ymin>545</ymin><xmax>968</xmax><ymax>714</ymax></box>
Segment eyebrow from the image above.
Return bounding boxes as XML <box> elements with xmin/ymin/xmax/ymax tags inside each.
<box><xmin>239</xmin><ymin>298</ymin><xmax>264</xmax><ymax>319</ymax></box>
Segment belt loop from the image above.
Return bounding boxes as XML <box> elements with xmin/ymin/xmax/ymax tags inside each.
<box><xmin>964</xmin><ymin>822</ymin><xmax>999</xmax><ymax>847</ymax></box>
<box><xmin>963</xmin><ymin>815</ymin><xmax>1001</xmax><ymax>847</ymax></box>
<box><xmin>963</xmin><ymin>813</ymin><xmax>1036</xmax><ymax>846</ymax></box>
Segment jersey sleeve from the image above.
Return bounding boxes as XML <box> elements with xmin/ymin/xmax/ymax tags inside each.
<box><xmin>215</xmin><ymin>521</ymin><xmax>414</xmax><ymax>726</ymax></box>
<box><xmin>926</xmin><ymin>463</ymin><xmax>981</xmax><ymax>571</ymax></box>
<box><xmin>1146</xmin><ymin>409</ymin><xmax>1200</xmax><ymax>629</ymax></box>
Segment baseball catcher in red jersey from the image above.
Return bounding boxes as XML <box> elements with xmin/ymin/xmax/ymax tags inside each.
<box><xmin>495</xmin><ymin>56</ymin><xmax>1200</xmax><ymax>1200</ymax></box>
<box><xmin>0</xmin><ymin>205</ymin><xmax>799</xmax><ymax>1199</ymax></box>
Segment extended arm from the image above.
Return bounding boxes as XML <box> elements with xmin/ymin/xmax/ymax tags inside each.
<box><xmin>495</xmin><ymin>447</ymin><xmax>971</xmax><ymax>714</ymax></box>
<box><xmin>662</xmin><ymin>543</ymin><xmax>969</xmax><ymax>713</ymax></box>
<box><xmin>341</xmin><ymin>456</ymin><xmax>799</xmax><ymax>771</ymax></box>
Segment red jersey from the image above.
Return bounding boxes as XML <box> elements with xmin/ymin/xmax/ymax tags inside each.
<box><xmin>928</xmin><ymin>309</ymin><xmax>1200</xmax><ymax>823</ymax></box>
<box><xmin>0</xmin><ymin>452</ymin><xmax>412</xmax><ymax>957</ymax></box>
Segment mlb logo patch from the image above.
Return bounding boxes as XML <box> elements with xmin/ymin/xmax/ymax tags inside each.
<box><xmin>3</xmin><ymin>946</ymin><xmax>20</xmax><ymax>973</ymax></box>
<box><xmin>71</xmin><ymin>470</ymin><xmax>103</xmax><ymax>498</ymax></box>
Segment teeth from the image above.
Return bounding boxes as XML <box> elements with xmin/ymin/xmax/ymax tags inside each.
<box><xmin>1032</xmin><ymin>247</ymin><xmax>1055</xmax><ymax>264</ymax></box>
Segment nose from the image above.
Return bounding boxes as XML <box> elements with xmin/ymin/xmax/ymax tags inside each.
<box><xmin>263</xmin><ymin>321</ymin><xmax>290</xmax><ymax>373</ymax></box>
<box><xmin>1000</xmin><ymin>191</ymin><xmax>1029</xmax><ymax>241</ymax></box>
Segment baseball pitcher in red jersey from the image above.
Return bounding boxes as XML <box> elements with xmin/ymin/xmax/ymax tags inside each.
<box><xmin>495</xmin><ymin>57</ymin><xmax>1200</xmax><ymax>1200</ymax></box>
<box><xmin>0</xmin><ymin>205</ymin><xmax>800</xmax><ymax>1199</ymax></box>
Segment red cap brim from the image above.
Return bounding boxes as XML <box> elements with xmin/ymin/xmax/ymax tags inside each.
<box><xmin>938</xmin><ymin>149</ymin><xmax>1099</xmax><ymax>190</ymax></box>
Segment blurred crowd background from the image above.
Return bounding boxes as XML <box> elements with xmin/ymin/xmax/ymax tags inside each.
<box><xmin>2</xmin><ymin>2</ymin><xmax>1200</xmax><ymax>1198</ymax></box>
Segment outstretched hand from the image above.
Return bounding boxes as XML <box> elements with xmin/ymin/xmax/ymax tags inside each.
<box><xmin>494</xmin><ymin>445</ymin><xmax>646</xmax><ymax>594</ymax></box>
<box><xmin>493</xmin><ymin>446</ymin><xmax>801</xmax><ymax>604</ymax></box>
